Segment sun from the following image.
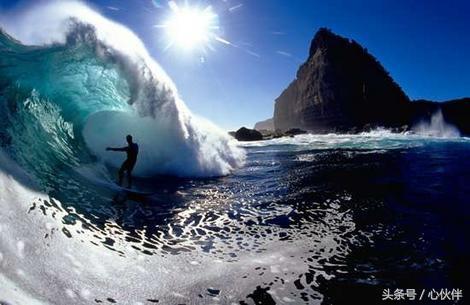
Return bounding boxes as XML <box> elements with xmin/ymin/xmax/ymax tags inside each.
<box><xmin>159</xmin><ymin>3</ymin><xmax>219</xmax><ymax>51</ymax></box>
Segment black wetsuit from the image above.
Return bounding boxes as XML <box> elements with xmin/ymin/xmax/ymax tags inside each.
<box><xmin>121</xmin><ymin>143</ymin><xmax>139</xmax><ymax>171</ymax></box>
<box><xmin>113</xmin><ymin>143</ymin><xmax>138</xmax><ymax>187</ymax></box>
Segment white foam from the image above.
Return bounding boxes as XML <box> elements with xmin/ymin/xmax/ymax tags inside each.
<box><xmin>240</xmin><ymin>127</ymin><xmax>468</xmax><ymax>151</ymax></box>
<box><xmin>16</xmin><ymin>241</ymin><xmax>25</xmax><ymax>259</ymax></box>
<box><xmin>0</xmin><ymin>0</ymin><xmax>245</xmax><ymax>178</ymax></box>
<box><xmin>0</xmin><ymin>151</ymin><xmax>339</xmax><ymax>304</ymax></box>
<box><xmin>83</xmin><ymin>111</ymin><xmax>244</xmax><ymax>177</ymax></box>
<box><xmin>412</xmin><ymin>109</ymin><xmax>460</xmax><ymax>138</ymax></box>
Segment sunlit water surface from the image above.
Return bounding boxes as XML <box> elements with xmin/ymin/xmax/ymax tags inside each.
<box><xmin>1</xmin><ymin>133</ymin><xmax>469</xmax><ymax>305</ymax></box>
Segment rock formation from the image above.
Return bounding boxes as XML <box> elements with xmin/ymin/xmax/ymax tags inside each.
<box><xmin>274</xmin><ymin>28</ymin><xmax>410</xmax><ymax>132</ymax></box>
<box><xmin>234</xmin><ymin>127</ymin><xmax>263</xmax><ymax>141</ymax></box>
<box><xmin>254</xmin><ymin>118</ymin><xmax>274</xmax><ymax>131</ymax></box>
<box><xmin>273</xmin><ymin>28</ymin><xmax>470</xmax><ymax>135</ymax></box>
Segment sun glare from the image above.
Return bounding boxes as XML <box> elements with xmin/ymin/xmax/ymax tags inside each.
<box><xmin>161</xmin><ymin>4</ymin><xmax>218</xmax><ymax>51</ymax></box>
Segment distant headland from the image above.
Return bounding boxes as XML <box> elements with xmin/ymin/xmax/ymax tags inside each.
<box><xmin>241</xmin><ymin>28</ymin><xmax>469</xmax><ymax>140</ymax></box>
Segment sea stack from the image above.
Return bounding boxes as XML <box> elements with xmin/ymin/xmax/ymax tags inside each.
<box><xmin>273</xmin><ymin>28</ymin><xmax>410</xmax><ymax>132</ymax></box>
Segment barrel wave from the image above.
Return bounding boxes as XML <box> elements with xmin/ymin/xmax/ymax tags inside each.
<box><xmin>0</xmin><ymin>1</ymin><xmax>244</xmax><ymax>186</ymax></box>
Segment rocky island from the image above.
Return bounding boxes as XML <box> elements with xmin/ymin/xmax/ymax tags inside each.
<box><xmin>252</xmin><ymin>28</ymin><xmax>469</xmax><ymax>137</ymax></box>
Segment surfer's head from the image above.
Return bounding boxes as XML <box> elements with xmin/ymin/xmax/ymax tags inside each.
<box><xmin>126</xmin><ymin>134</ymin><xmax>133</xmax><ymax>144</ymax></box>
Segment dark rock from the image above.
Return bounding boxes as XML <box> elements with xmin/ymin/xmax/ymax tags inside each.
<box><xmin>274</xmin><ymin>28</ymin><xmax>410</xmax><ymax>133</ymax></box>
<box><xmin>207</xmin><ymin>288</ymin><xmax>220</xmax><ymax>296</ymax></box>
<box><xmin>246</xmin><ymin>286</ymin><xmax>276</xmax><ymax>305</ymax></box>
<box><xmin>284</xmin><ymin>128</ymin><xmax>307</xmax><ymax>136</ymax></box>
<box><xmin>234</xmin><ymin>127</ymin><xmax>263</xmax><ymax>141</ymax></box>
<box><xmin>272</xmin><ymin>28</ymin><xmax>470</xmax><ymax>135</ymax></box>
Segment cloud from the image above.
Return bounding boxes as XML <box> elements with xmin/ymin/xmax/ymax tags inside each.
<box><xmin>215</xmin><ymin>37</ymin><xmax>260</xmax><ymax>58</ymax></box>
<box><xmin>228</xmin><ymin>4</ymin><xmax>243</xmax><ymax>12</ymax></box>
<box><xmin>244</xmin><ymin>49</ymin><xmax>260</xmax><ymax>58</ymax></box>
<box><xmin>276</xmin><ymin>50</ymin><xmax>292</xmax><ymax>57</ymax></box>
<box><xmin>215</xmin><ymin>36</ymin><xmax>232</xmax><ymax>45</ymax></box>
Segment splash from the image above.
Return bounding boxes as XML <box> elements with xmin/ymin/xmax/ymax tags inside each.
<box><xmin>0</xmin><ymin>0</ymin><xmax>244</xmax><ymax>179</ymax></box>
<box><xmin>412</xmin><ymin>109</ymin><xmax>460</xmax><ymax>138</ymax></box>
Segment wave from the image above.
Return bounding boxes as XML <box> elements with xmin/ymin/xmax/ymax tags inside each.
<box><xmin>0</xmin><ymin>1</ymin><xmax>244</xmax><ymax>181</ymax></box>
<box><xmin>239</xmin><ymin>127</ymin><xmax>469</xmax><ymax>152</ymax></box>
<box><xmin>412</xmin><ymin>109</ymin><xmax>460</xmax><ymax>138</ymax></box>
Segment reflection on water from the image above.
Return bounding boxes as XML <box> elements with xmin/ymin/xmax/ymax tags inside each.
<box><xmin>12</xmin><ymin>139</ymin><xmax>470</xmax><ymax>304</ymax></box>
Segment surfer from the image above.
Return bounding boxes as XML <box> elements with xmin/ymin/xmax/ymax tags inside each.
<box><xmin>106</xmin><ymin>135</ymin><xmax>139</xmax><ymax>188</ymax></box>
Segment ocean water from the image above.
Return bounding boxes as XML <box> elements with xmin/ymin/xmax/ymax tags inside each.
<box><xmin>1</xmin><ymin>2</ymin><xmax>469</xmax><ymax>305</ymax></box>
<box><xmin>1</xmin><ymin>132</ymin><xmax>469</xmax><ymax>305</ymax></box>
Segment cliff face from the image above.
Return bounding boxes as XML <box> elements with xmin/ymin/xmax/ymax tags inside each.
<box><xmin>254</xmin><ymin>118</ymin><xmax>274</xmax><ymax>131</ymax></box>
<box><xmin>274</xmin><ymin>28</ymin><xmax>410</xmax><ymax>132</ymax></box>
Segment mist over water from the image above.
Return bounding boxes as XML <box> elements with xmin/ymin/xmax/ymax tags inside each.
<box><xmin>412</xmin><ymin>110</ymin><xmax>460</xmax><ymax>138</ymax></box>
<box><xmin>0</xmin><ymin>2</ymin><xmax>469</xmax><ymax>305</ymax></box>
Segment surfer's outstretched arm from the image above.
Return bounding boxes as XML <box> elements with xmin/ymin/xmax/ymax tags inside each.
<box><xmin>106</xmin><ymin>147</ymin><xmax>128</xmax><ymax>152</ymax></box>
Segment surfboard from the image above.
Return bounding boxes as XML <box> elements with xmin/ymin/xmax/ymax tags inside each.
<box><xmin>74</xmin><ymin>167</ymin><xmax>176</xmax><ymax>201</ymax></box>
<box><xmin>114</xmin><ymin>185</ymin><xmax>155</xmax><ymax>196</ymax></box>
<box><xmin>84</xmin><ymin>174</ymin><xmax>155</xmax><ymax>196</ymax></box>
<box><xmin>98</xmin><ymin>180</ymin><xmax>156</xmax><ymax>196</ymax></box>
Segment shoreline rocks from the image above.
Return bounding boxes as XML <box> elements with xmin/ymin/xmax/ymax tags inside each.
<box><xmin>233</xmin><ymin>127</ymin><xmax>263</xmax><ymax>141</ymax></box>
<box><xmin>229</xmin><ymin>127</ymin><xmax>308</xmax><ymax>141</ymax></box>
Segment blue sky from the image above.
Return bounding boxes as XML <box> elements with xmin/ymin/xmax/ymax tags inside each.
<box><xmin>1</xmin><ymin>0</ymin><xmax>470</xmax><ymax>130</ymax></box>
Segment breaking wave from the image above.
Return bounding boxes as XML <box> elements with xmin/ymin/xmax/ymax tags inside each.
<box><xmin>0</xmin><ymin>1</ymin><xmax>244</xmax><ymax>182</ymax></box>
<box><xmin>412</xmin><ymin>109</ymin><xmax>460</xmax><ymax>138</ymax></box>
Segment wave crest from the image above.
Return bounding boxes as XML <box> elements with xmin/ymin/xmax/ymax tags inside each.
<box><xmin>0</xmin><ymin>1</ymin><xmax>244</xmax><ymax>178</ymax></box>
<box><xmin>412</xmin><ymin>110</ymin><xmax>460</xmax><ymax>138</ymax></box>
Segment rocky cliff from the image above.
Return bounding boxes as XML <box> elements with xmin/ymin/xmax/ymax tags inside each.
<box><xmin>274</xmin><ymin>28</ymin><xmax>418</xmax><ymax>133</ymax></box>
<box><xmin>254</xmin><ymin>118</ymin><xmax>274</xmax><ymax>131</ymax></box>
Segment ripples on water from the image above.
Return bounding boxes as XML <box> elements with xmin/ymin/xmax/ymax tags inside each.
<box><xmin>3</xmin><ymin>135</ymin><xmax>470</xmax><ymax>304</ymax></box>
